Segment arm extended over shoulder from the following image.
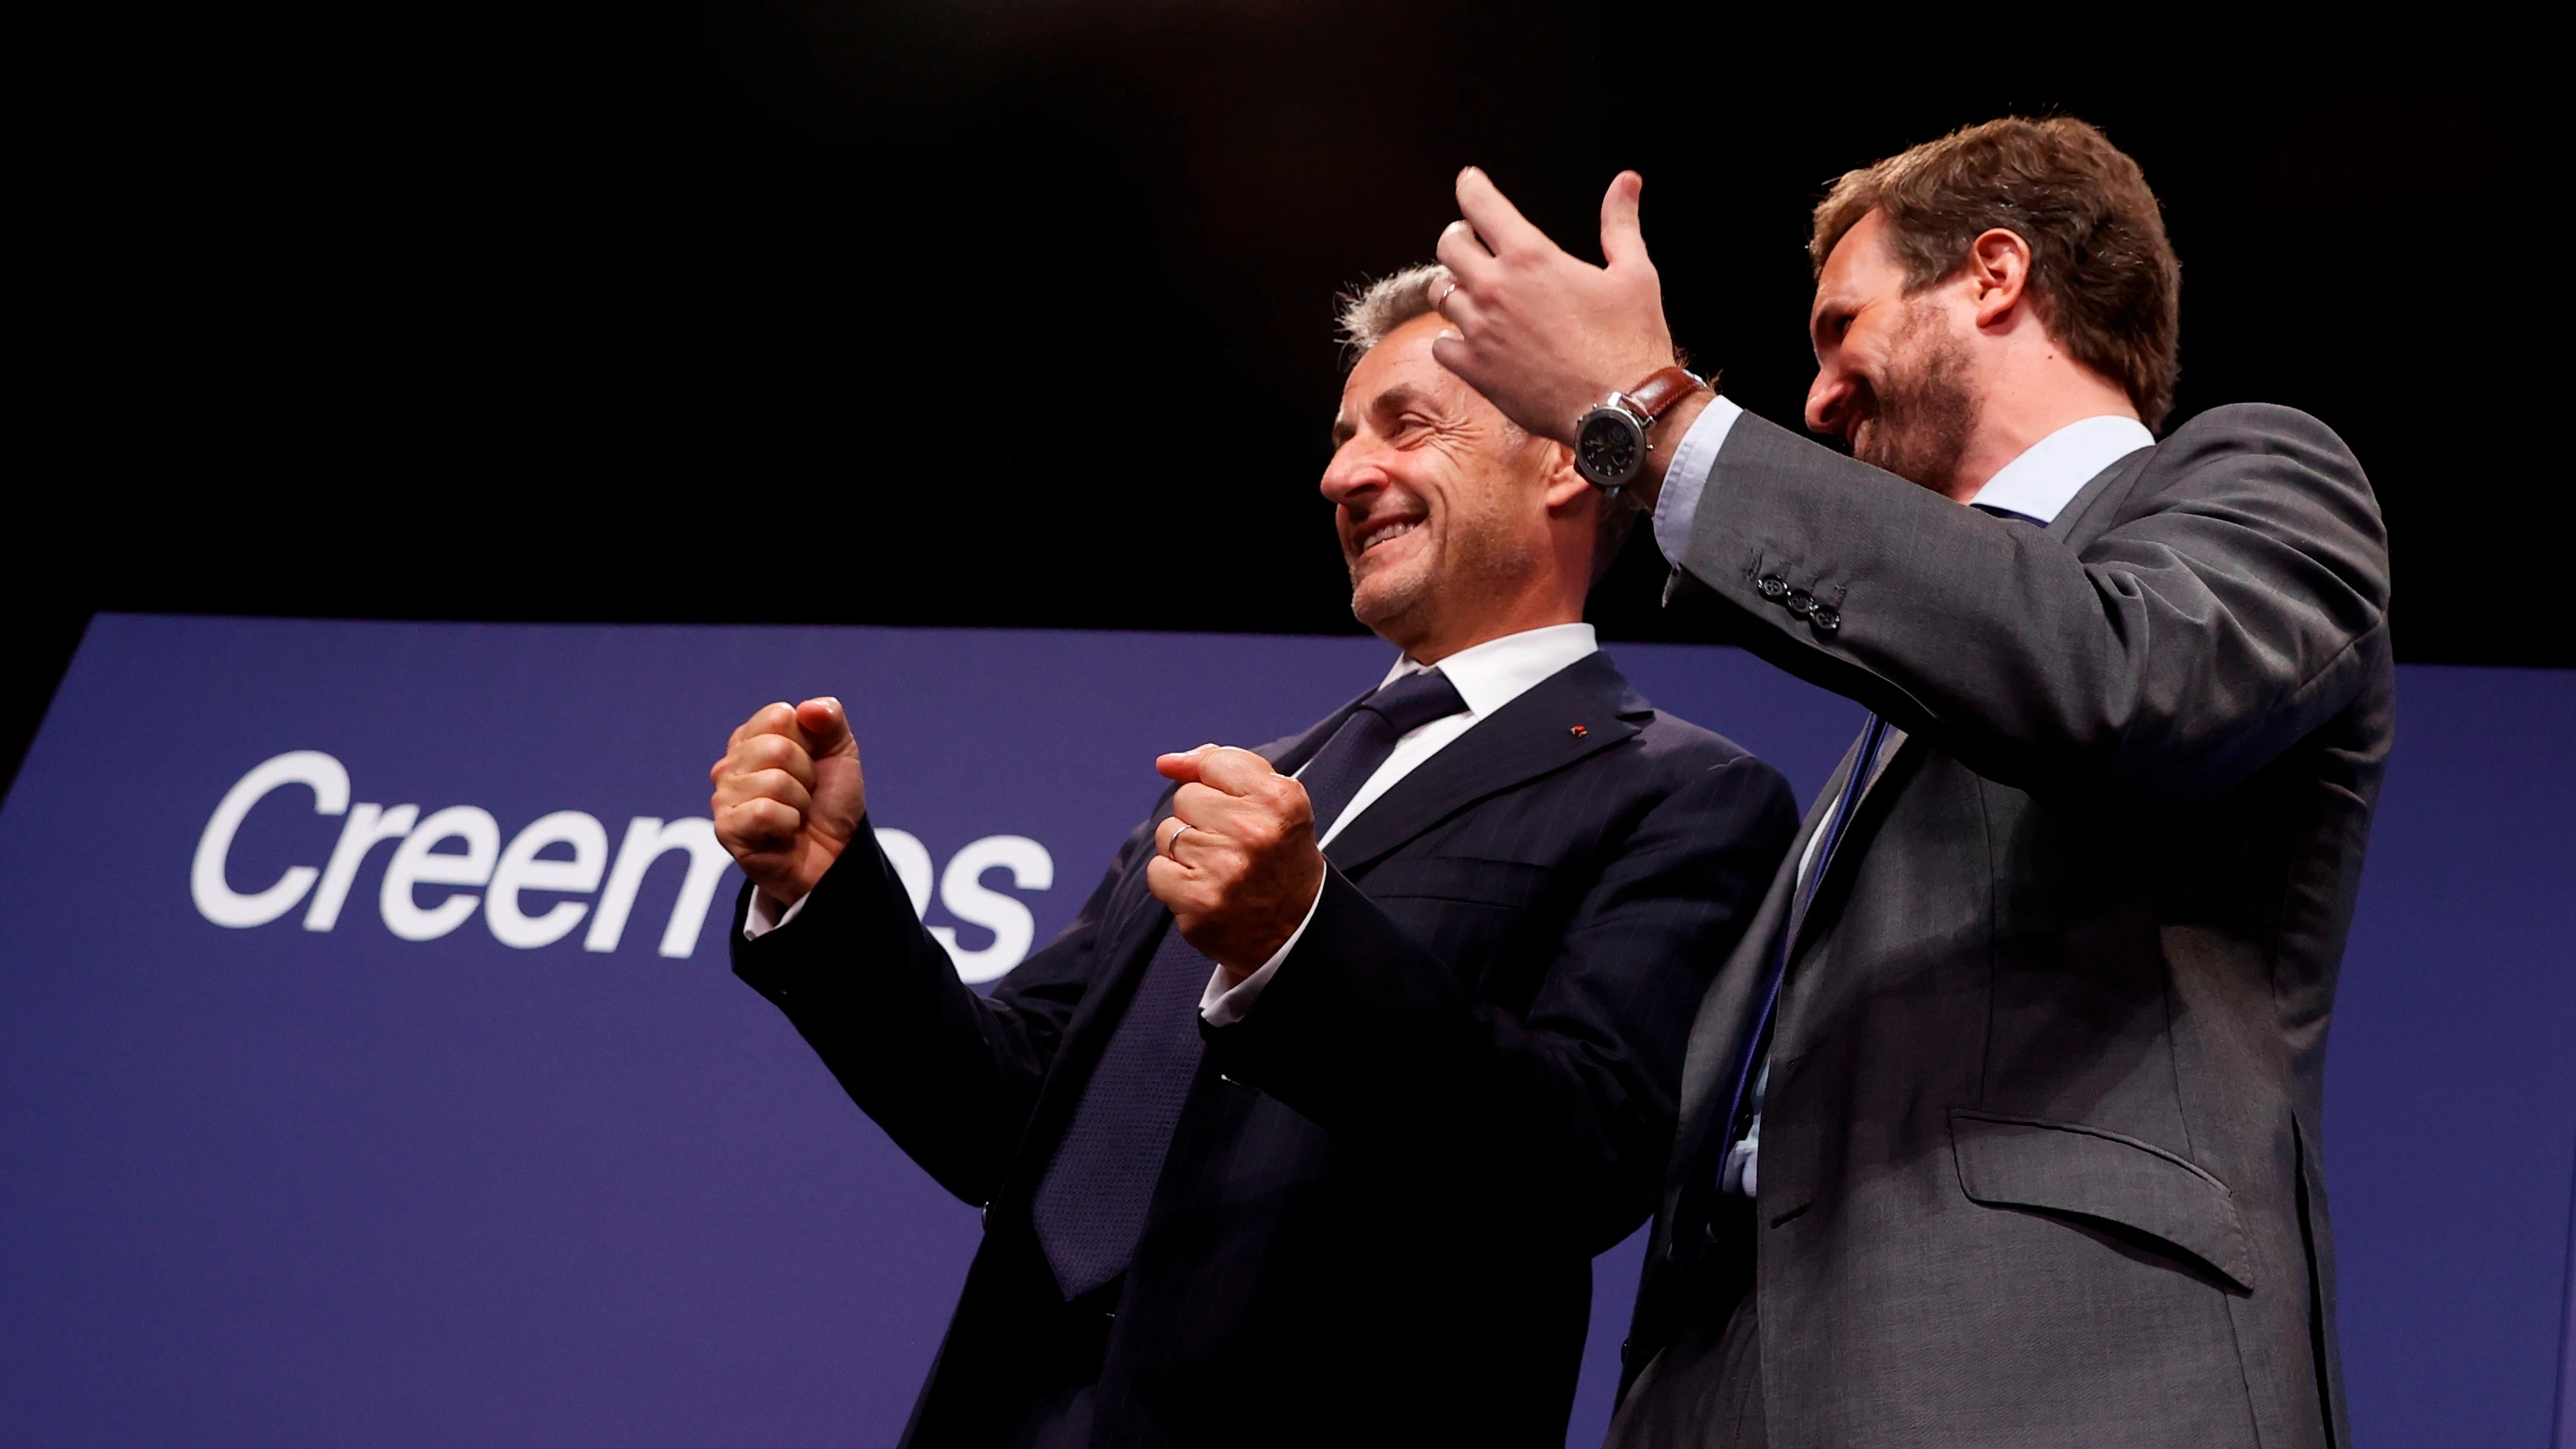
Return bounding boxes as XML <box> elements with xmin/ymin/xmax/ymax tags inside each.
<box><xmin>731</xmin><ymin>817</ymin><xmax>1154</xmax><ymax>1204</ymax></box>
<box><xmin>1672</xmin><ymin>404</ymin><xmax>2389</xmax><ymax>798</ymax></box>
<box><xmin>1202</xmin><ymin>750</ymin><xmax>1797</xmax><ymax>1253</ymax></box>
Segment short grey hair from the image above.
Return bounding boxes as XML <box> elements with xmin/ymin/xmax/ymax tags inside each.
<box><xmin>1337</xmin><ymin>263</ymin><xmax>1451</xmax><ymax>360</ymax></box>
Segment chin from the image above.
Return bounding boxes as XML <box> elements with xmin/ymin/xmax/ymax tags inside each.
<box><xmin>1348</xmin><ymin>569</ymin><xmax>1429</xmax><ymax>637</ymax></box>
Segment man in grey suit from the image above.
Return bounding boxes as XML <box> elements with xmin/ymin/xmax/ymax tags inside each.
<box><xmin>1420</xmin><ymin>117</ymin><xmax>2389</xmax><ymax>1447</ymax></box>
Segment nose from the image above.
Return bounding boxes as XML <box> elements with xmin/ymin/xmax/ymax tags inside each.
<box><xmin>1804</xmin><ymin>359</ymin><xmax>1853</xmax><ymax>437</ymax></box>
<box><xmin>1320</xmin><ymin>440</ymin><xmax>1389</xmax><ymax>509</ymax></box>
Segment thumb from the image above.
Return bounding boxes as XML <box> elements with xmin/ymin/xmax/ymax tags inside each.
<box><xmin>795</xmin><ymin>696</ymin><xmax>856</xmax><ymax>757</ymax></box>
<box><xmin>1600</xmin><ymin>171</ymin><xmax>1650</xmax><ymax>269</ymax></box>
<box><xmin>1155</xmin><ymin>743</ymin><xmax>1219</xmax><ymax>783</ymax></box>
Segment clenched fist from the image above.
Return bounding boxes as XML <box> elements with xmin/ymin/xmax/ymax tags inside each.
<box><xmin>1145</xmin><ymin>746</ymin><xmax>1328</xmax><ymax>981</ymax></box>
<box><xmin>709</xmin><ymin>697</ymin><xmax>867</xmax><ymax>910</ymax></box>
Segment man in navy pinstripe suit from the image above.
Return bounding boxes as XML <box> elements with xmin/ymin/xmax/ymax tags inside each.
<box><xmin>707</xmin><ymin>270</ymin><xmax>1797</xmax><ymax>1448</ymax></box>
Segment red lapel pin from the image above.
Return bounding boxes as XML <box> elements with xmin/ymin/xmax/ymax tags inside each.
<box><xmin>1569</xmin><ymin>725</ymin><xmax>1588</xmax><ymax>738</ymax></box>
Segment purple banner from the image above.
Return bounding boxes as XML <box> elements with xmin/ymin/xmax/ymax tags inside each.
<box><xmin>1</xmin><ymin>615</ymin><xmax>2568</xmax><ymax>1445</ymax></box>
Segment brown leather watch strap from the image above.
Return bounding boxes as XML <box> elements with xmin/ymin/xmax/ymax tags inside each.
<box><xmin>1624</xmin><ymin>365</ymin><xmax>1709</xmax><ymax>423</ymax></box>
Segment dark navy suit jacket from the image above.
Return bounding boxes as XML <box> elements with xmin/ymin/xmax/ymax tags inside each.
<box><xmin>731</xmin><ymin>650</ymin><xmax>1796</xmax><ymax>1448</ymax></box>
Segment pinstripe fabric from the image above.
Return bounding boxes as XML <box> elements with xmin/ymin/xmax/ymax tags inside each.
<box><xmin>1029</xmin><ymin>668</ymin><xmax>1465</xmax><ymax>1298</ymax></box>
<box><xmin>732</xmin><ymin>651</ymin><xmax>1799</xmax><ymax>1449</ymax></box>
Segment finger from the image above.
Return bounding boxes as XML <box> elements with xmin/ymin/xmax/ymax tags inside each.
<box><xmin>716</xmin><ymin>765</ymin><xmax>814</xmax><ymax>817</ymax></box>
<box><xmin>1154</xmin><ymin>815</ymin><xmax>1192</xmax><ymax>859</ymax></box>
<box><xmin>1434</xmin><ymin>221</ymin><xmax>1500</xmax><ymax>290</ymax></box>
<box><xmin>794</xmin><ymin>696</ymin><xmax>856</xmax><ymax>758</ymax></box>
<box><xmin>1170</xmin><ymin>780</ymin><xmax>1236</xmax><ymax>829</ymax></box>
<box><xmin>1191</xmin><ymin>745</ymin><xmax>1281</xmax><ymax>796</ymax></box>
<box><xmin>731</xmin><ymin>731</ymin><xmax>817</xmax><ymax>790</ymax></box>
<box><xmin>1599</xmin><ymin>170</ymin><xmax>1651</xmax><ymax>270</ymax></box>
<box><xmin>731</xmin><ymin>701</ymin><xmax>795</xmax><ymax>753</ymax></box>
<box><xmin>1145</xmin><ymin>855</ymin><xmax>1214</xmax><ymax>915</ymax></box>
<box><xmin>1429</xmin><ymin>327</ymin><xmax>1481</xmax><ymax>384</ymax></box>
<box><xmin>733</xmin><ymin>846</ymin><xmax>801</xmax><ymax>883</ymax></box>
<box><xmin>1428</xmin><ymin>270</ymin><xmax>1489</xmax><ymax>333</ymax></box>
<box><xmin>718</xmin><ymin>797</ymin><xmax>804</xmax><ymax>850</ymax></box>
<box><xmin>1454</xmin><ymin>165</ymin><xmax>1553</xmax><ymax>258</ymax></box>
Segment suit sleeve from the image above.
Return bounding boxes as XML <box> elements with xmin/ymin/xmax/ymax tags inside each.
<box><xmin>1669</xmin><ymin>404</ymin><xmax>2389</xmax><ymax>799</ymax></box>
<box><xmin>1201</xmin><ymin>751</ymin><xmax>1799</xmax><ymax>1253</ymax></box>
<box><xmin>731</xmin><ymin>815</ymin><xmax>1154</xmax><ymax>1205</ymax></box>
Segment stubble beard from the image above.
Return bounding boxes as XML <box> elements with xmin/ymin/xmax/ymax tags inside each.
<box><xmin>1856</xmin><ymin>301</ymin><xmax>1979</xmax><ymax>495</ymax></box>
<box><xmin>1347</xmin><ymin>487</ymin><xmax>1537</xmax><ymax>651</ymax></box>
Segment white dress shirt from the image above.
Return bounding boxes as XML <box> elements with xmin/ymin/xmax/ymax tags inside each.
<box><xmin>1197</xmin><ymin>621</ymin><xmax>1598</xmax><ymax>1024</ymax></box>
<box><xmin>1654</xmin><ymin>405</ymin><xmax>2153</xmax><ymax>1198</ymax></box>
<box><xmin>743</xmin><ymin>624</ymin><xmax>1606</xmax><ymax>1027</ymax></box>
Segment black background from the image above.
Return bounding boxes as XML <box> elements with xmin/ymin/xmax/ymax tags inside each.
<box><xmin>13</xmin><ymin>4</ymin><xmax>2558</xmax><ymax>785</ymax></box>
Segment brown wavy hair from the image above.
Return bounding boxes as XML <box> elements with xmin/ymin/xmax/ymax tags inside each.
<box><xmin>1811</xmin><ymin>117</ymin><xmax>2180</xmax><ymax>429</ymax></box>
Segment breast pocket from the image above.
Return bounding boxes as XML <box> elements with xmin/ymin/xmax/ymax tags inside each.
<box><xmin>1353</xmin><ymin>856</ymin><xmax>1563</xmax><ymax>1002</ymax></box>
<box><xmin>1354</xmin><ymin>855</ymin><xmax>1556</xmax><ymax>909</ymax></box>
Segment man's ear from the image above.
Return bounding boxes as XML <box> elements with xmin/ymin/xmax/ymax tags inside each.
<box><xmin>1967</xmin><ymin>228</ymin><xmax>2033</xmax><ymax>329</ymax></box>
<box><xmin>1539</xmin><ymin>440</ymin><xmax>1593</xmax><ymax>515</ymax></box>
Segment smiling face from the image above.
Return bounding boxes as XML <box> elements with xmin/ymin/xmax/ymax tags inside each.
<box><xmin>1804</xmin><ymin>209</ymin><xmax>1983</xmax><ymax>497</ymax></box>
<box><xmin>1321</xmin><ymin>311</ymin><xmax>1572</xmax><ymax>658</ymax></box>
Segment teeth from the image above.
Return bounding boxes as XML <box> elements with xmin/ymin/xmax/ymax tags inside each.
<box><xmin>1360</xmin><ymin>520</ymin><xmax>1420</xmax><ymax>552</ymax></box>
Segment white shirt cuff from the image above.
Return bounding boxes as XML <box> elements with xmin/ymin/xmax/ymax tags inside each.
<box><xmin>1198</xmin><ymin>879</ymin><xmax>1326</xmax><ymax>1027</ymax></box>
<box><xmin>1650</xmin><ymin>393</ymin><xmax>1744</xmax><ymax>563</ymax></box>
<box><xmin>740</xmin><ymin>888</ymin><xmax>810</xmax><ymax>940</ymax></box>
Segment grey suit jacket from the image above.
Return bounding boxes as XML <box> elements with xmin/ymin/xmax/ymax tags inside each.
<box><xmin>1619</xmin><ymin>403</ymin><xmax>2391</xmax><ymax>1449</ymax></box>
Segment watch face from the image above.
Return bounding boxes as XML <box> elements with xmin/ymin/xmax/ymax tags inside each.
<box><xmin>1578</xmin><ymin>409</ymin><xmax>1643</xmax><ymax>487</ymax></box>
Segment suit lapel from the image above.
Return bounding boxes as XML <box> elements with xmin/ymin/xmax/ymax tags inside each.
<box><xmin>1023</xmin><ymin>654</ymin><xmax>1645</xmax><ymax>1177</ymax></box>
<box><xmin>1670</xmin><ymin>762</ymin><xmax>1841</xmax><ymax>1162</ymax></box>
<box><xmin>1081</xmin><ymin>699</ymin><xmax>1361</xmax><ymax>954</ymax></box>
<box><xmin>1319</xmin><ymin>651</ymin><xmax>1647</xmax><ymax>874</ymax></box>
<box><xmin>1780</xmin><ymin>719</ymin><xmax>1920</xmax><ymax>965</ymax></box>
<box><xmin>1670</xmin><ymin>715</ymin><xmax>1910</xmax><ymax>1172</ymax></box>
<box><xmin>1034</xmin><ymin>686</ymin><xmax>1378</xmax><ymax>1089</ymax></box>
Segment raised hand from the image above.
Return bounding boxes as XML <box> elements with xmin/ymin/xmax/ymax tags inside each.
<box><xmin>1145</xmin><ymin>746</ymin><xmax>1326</xmax><ymax>979</ymax></box>
<box><xmin>1430</xmin><ymin>168</ymin><xmax>1681</xmax><ymax>450</ymax></box>
<box><xmin>709</xmin><ymin>697</ymin><xmax>867</xmax><ymax>909</ymax></box>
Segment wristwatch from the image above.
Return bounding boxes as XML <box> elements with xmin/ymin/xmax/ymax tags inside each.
<box><xmin>1573</xmin><ymin>365</ymin><xmax>1710</xmax><ymax>490</ymax></box>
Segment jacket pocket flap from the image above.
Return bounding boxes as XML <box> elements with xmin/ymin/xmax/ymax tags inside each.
<box><xmin>1950</xmin><ymin>1109</ymin><xmax>2253</xmax><ymax>1292</ymax></box>
<box><xmin>1352</xmin><ymin>856</ymin><xmax>1552</xmax><ymax>906</ymax></box>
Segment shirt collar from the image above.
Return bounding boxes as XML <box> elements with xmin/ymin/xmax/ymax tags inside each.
<box><xmin>1969</xmin><ymin>414</ymin><xmax>2155</xmax><ymax>524</ymax></box>
<box><xmin>1381</xmin><ymin>622</ymin><xmax>1598</xmax><ymax>719</ymax></box>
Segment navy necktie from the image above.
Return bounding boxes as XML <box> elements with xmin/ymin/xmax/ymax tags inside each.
<box><xmin>1030</xmin><ymin>668</ymin><xmax>1467</xmax><ymax>1298</ymax></box>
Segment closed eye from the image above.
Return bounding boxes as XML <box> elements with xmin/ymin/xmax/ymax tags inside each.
<box><xmin>1812</xmin><ymin>307</ymin><xmax>1855</xmax><ymax>356</ymax></box>
<box><xmin>1385</xmin><ymin>412</ymin><xmax>1434</xmax><ymax>446</ymax></box>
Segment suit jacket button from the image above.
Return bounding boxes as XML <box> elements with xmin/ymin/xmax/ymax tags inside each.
<box><xmin>1810</xmin><ymin>605</ymin><xmax>1842</xmax><ymax>633</ymax></box>
<box><xmin>1783</xmin><ymin>588</ymin><xmax>1816</xmax><ymax>618</ymax></box>
<box><xmin>1755</xmin><ymin>575</ymin><xmax>1789</xmax><ymax>600</ymax></box>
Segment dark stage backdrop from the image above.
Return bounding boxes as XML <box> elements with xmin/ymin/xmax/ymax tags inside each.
<box><xmin>1</xmin><ymin>615</ymin><xmax>2569</xmax><ymax>1447</ymax></box>
<box><xmin>10</xmin><ymin>21</ymin><xmax>2560</xmax><ymax>765</ymax></box>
